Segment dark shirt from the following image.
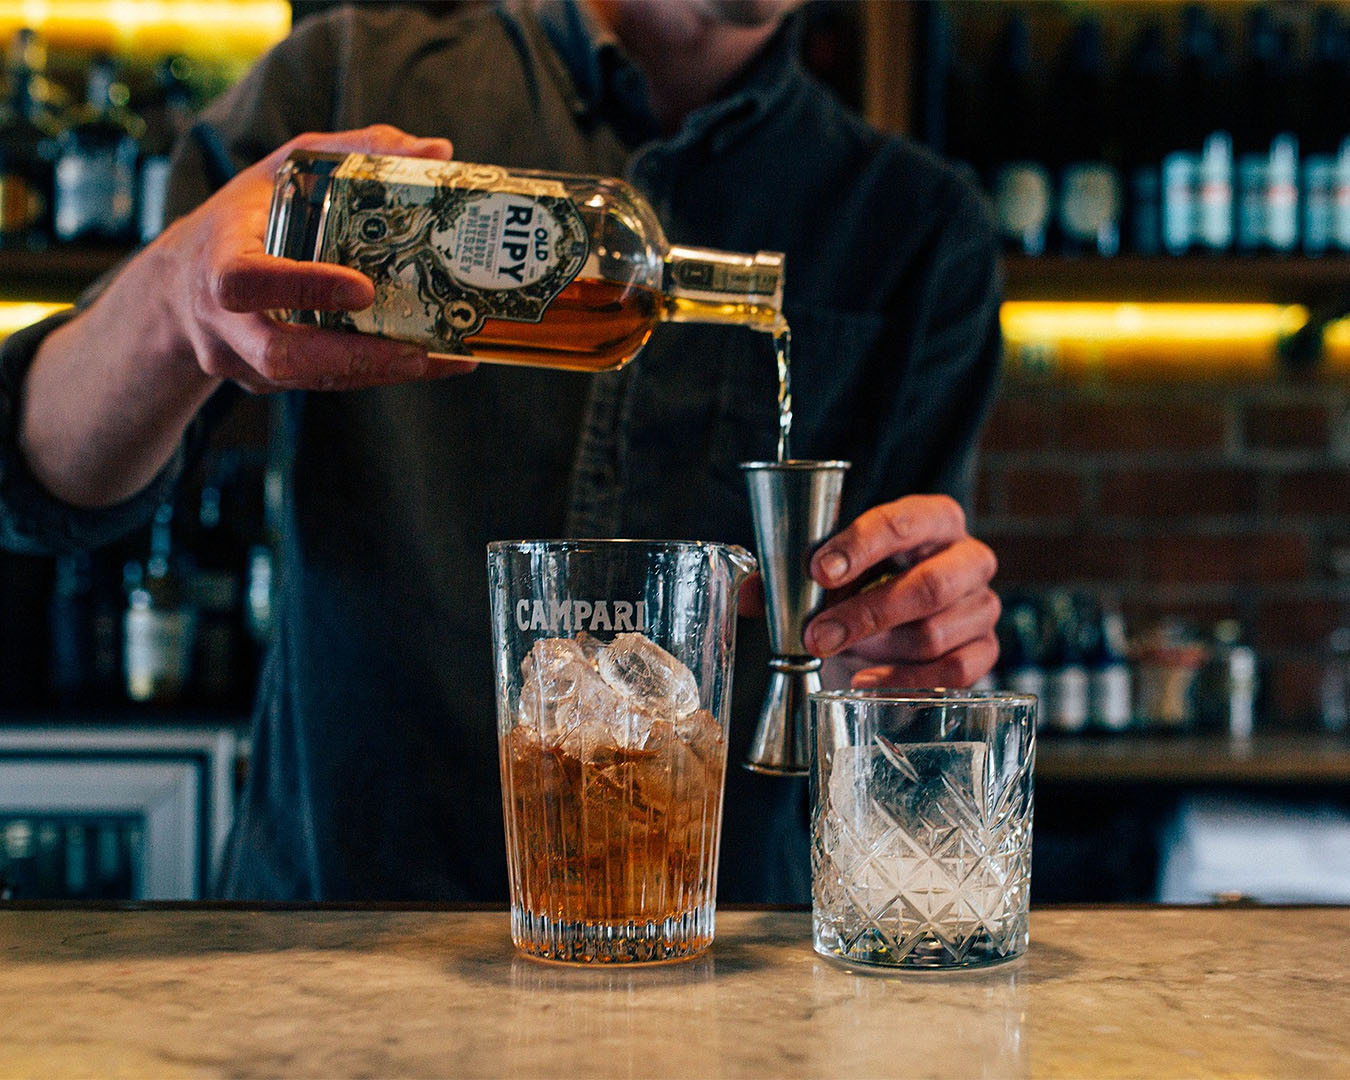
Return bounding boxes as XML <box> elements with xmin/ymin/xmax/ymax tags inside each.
<box><xmin>0</xmin><ymin>1</ymin><xmax>1002</xmax><ymax>902</ymax></box>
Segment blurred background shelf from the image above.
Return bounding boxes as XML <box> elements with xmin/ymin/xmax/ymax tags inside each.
<box><xmin>0</xmin><ymin>247</ymin><xmax>128</xmax><ymax>300</ymax></box>
<box><xmin>1004</xmin><ymin>254</ymin><xmax>1350</xmax><ymax>304</ymax></box>
<box><xmin>1036</xmin><ymin>732</ymin><xmax>1350</xmax><ymax>786</ymax></box>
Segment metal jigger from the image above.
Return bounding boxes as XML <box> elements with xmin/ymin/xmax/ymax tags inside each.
<box><xmin>740</xmin><ymin>460</ymin><xmax>850</xmax><ymax>775</ymax></box>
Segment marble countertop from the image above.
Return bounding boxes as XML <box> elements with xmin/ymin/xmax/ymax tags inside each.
<box><xmin>0</xmin><ymin>906</ymin><xmax>1346</xmax><ymax>1079</ymax></box>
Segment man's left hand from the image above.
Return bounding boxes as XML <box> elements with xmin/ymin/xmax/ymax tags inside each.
<box><xmin>802</xmin><ymin>494</ymin><xmax>1000</xmax><ymax>689</ymax></box>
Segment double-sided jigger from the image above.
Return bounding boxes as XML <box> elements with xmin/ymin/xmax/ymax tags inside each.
<box><xmin>740</xmin><ymin>460</ymin><xmax>850</xmax><ymax>775</ymax></box>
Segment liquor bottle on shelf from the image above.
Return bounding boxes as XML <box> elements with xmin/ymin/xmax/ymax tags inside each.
<box><xmin>1163</xmin><ymin>5</ymin><xmax>1232</xmax><ymax>256</ymax></box>
<box><xmin>982</xmin><ymin>11</ymin><xmax>1052</xmax><ymax>257</ymax></box>
<box><xmin>137</xmin><ymin>56</ymin><xmax>195</xmax><ymax>244</ymax></box>
<box><xmin>1196</xmin><ymin>619</ymin><xmax>1257</xmax><ymax>739</ymax></box>
<box><xmin>996</xmin><ymin>594</ymin><xmax>1047</xmax><ymax>708</ymax></box>
<box><xmin>47</xmin><ymin>546</ymin><xmax>124</xmax><ymax>710</ymax></box>
<box><xmin>265</xmin><ymin>150</ymin><xmax>784</xmax><ymax>371</ymax></box>
<box><xmin>1133</xmin><ymin>618</ymin><xmax>1207</xmax><ymax>732</ymax></box>
<box><xmin>53</xmin><ymin>54</ymin><xmax>145</xmax><ymax>246</ymax></box>
<box><xmin>1320</xmin><ymin>626</ymin><xmax>1350</xmax><ymax>735</ymax></box>
<box><xmin>1087</xmin><ymin>599</ymin><xmax>1133</xmax><ymax>733</ymax></box>
<box><xmin>1120</xmin><ymin>19</ymin><xmax>1169</xmax><ymax>256</ymax></box>
<box><xmin>1235</xmin><ymin>8</ymin><xmax>1299</xmax><ymax>255</ymax></box>
<box><xmin>188</xmin><ymin>476</ymin><xmax>244</xmax><ymax>709</ymax></box>
<box><xmin>0</xmin><ymin>551</ymin><xmax>52</xmax><ymax>710</ymax></box>
<box><xmin>1043</xmin><ymin>590</ymin><xmax>1090</xmax><ymax>735</ymax></box>
<box><xmin>1300</xmin><ymin>7</ymin><xmax>1350</xmax><ymax>256</ymax></box>
<box><xmin>49</xmin><ymin>552</ymin><xmax>96</xmax><ymax>707</ymax></box>
<box><xmin>122</xmin><ymin>501</ymin><xmax>197</xmax><ymax>705</ymax></box>
<box><xmin>189</xmin><ymin>453</ymin><xmax>262</xmax><ymax>710</ymax></box>
<box><xmin>1050</xmin><ymin>16</ymin><xmax>1121</xmax><ymax>257</ymax></box>
<box><xmin>0</xmin><ymin>28</ymin><xmax>60</xmax><ymax>249</ymax></box>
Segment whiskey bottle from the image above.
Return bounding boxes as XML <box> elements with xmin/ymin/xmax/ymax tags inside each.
<box><xmin>1300</xmin><ymin>8</ymin><xmax>1348</xmax><ymax>256</ymax></box>
<box><xmin>137</xmin><ymin>56</ymin><xmax>194</xmax><ymax>244</ymax></box>
<box><xmin>53</xmin><ymin>55</ymin><xmax>144</xmax><ymax>245</ymax></box>
<box><xmin>983</xmin><ymin>12</ymin><xmax>1052</xmax><ymax>257</ymax></box>
<box><xmin>122</xmin><ymin>502</ymin><xmax>196</xmax><ymax>705</ymax></box>
<box><xmin>1121</xmin><ymin>20</ymin><xmax>1168</xmax><ymax>256</ymax></box>
<box><xmin>1050</xmin><ymin>17</ymin><xmax>1121</xmax><ymax>257</ymax></box>
<box><xmin>0</xmin><ymin>28</ymin><xmax>60</xmax><ymax>249</ymax></box>
<box><xmin>265</xmin><ymin>151</ymin><xmax>784</xmax><ymax>371</ymax></box>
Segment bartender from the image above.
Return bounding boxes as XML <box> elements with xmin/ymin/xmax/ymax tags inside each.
<box><xmin>0</xmin><ymin>0</ymin><xmax>1001</xmax><ymax>902</ymax></box>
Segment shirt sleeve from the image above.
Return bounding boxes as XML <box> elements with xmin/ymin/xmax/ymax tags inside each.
<box><xmin>0</xmin><ymin>12</ymin><xmax>344</xmax><ymax>557</ymax></box>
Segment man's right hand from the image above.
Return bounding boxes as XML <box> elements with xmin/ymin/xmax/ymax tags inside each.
<box><xmin>160</xmin><ymin>124</ymin><xmax>478</xmax><ymax>393</ymax></box>
<box><xmin>20</xmin><ymin>125</ymin><xmax>476</xmax><ymax>509</ymax></box>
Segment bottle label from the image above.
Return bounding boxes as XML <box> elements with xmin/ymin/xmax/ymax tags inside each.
<box><xmin>54</xmin><ymin>148</ymin><xmax>134</xmax><ymax>242</ymax></box>
<box><xmin>1303</xmin><ymin>156</ymin><xmax>1334</xmax><ymax>255</ymax></box>
<box><xmin>1265</xmin><ymin>134</ymin><xmax>1299</xmax><ymax>252</ymax></box>
<box><xmin>993</xmin><ymin>161</ymin><xmax>1051</xmax><ymax>250</ymax></box>
<box><xmin>1161</xmin><ymin>153</ymin><xmax>1196</xmax><ymax>255</ymax></box>
<box><xmin>138</xmin><ymin>155</ymin><xmax>171</xmax><ymax>244</ymax></box>
<box><xmin>1197</xmin><ymin>132</ymin><xmax>1233</xmax><ymax>251</ymax></box>
<box><xmin>1333</xmin><ymin>139</ymin><xmax>1350</xmax><ymax>250</ymax></box>
<box><xmin>1091</xmin><ymin>664</ymin><xmax>1133</xmax><ymax>730</ymax></box>
<box><xmin>1237</xmin><ymin>155</ymin><xmax>1267</xmax><ymax>251</ymax></box>
<box><xmin>0</xmin><ymin>172</ymin><xmax>46</xmax><ymax>234</ymax></box>
<box><xmin>317</xmin><ymin>154</ymin><xmax>590</xmax><ymax>355</ymax></box>
<box><xmin>667</xmin><ymin>259</ymin><xmax>776</xmax><ymax>297</ymax></box>
<box><xmin>1058</xmin><ymin>162</ymin><xmax>1120</xmax><ymax>246</ymax></box>
<box><xmin>1130</xmin><ymin>167</ymin><xmax>1161</xmax><ymax>255</ymax></box>
<box><xmin>1048</xmin><ymin>665</ymin><xmax>1089</xmax><ymax>732</ymax></box>
<box><xmin>124</xmin><ymin>608</ymin><xmax>194</xmax><ymax>702</ymax></box>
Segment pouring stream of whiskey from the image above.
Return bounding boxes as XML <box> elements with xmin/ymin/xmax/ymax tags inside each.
<box><xmin>773</xmin><ymin>320</ymin><xmax>792</xmax><ymax>463</ymax></box>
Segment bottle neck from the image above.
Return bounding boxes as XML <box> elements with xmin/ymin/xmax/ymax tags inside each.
<box><xmin>660</xmin><ymin>246</ymin><xmax>784</xmax><ymax>332</ymax></box>
<box><xmin>86</xmin><ymin>65</ymin><xmax>116</xmax><ymax>116</ymax></box>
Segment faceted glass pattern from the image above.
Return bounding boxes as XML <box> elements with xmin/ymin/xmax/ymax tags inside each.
<box><xmin>810</xmin><ymin>691</ymin><xmax>1035</xmax><ymax>970</ymax></box>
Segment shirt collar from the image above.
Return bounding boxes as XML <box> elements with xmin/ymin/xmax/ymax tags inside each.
<box><xmin>527</xmin><ymin>0</ymin><xmax>803</xmax><ymax>149</ymax></box>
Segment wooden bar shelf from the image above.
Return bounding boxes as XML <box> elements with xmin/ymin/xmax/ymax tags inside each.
<box><xmin>1004</xmin><ymin>254</ymin><xmax>1350</xmax><ymax>305</ymax></box>
<box><xmin>1036</xmin><ymin>732</ymin><xmax>1350</xmax><ymax>786</ymax></box>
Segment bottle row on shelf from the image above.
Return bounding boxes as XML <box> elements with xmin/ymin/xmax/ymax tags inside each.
<box><xmin>2</xmin><ymin>449</ymin><xmax>275</xmax><ymax>717</ymax></box>
<box><xmin>0</xmin><ymin>816</ymin><xmax>139</xmax><ymax>901</ymax></box>
<box><xmin>948</xmin><ymin>4</ymin><xmax>1350</xmax><ymax>259</ymax></box>
<box><xmin>0</xmin><ymin>28</ymin><xmax>196</xmax><ymax>252</ymax></box>
<box><xmin>989</xmin><ymin>590</ymin><xmax>1258</xmax><ymax>738</ymax></box>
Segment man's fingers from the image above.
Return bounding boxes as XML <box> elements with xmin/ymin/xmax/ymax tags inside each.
<box><xmin>843</xmin><ymin>587</ymin><xmax>1001</xmax><ymax>666</ymax></box>
<box><xmin>850</xmin><ymin>631</ymin><xmax>1000</xmax><ymax>691</ymax></box>
<box><xmin>206</xmin><ymin>316</ymin><xmax>479</xmax><ymax>390</ymax></box>
<box><xmin>811</xmin><ymin>495</ymin><xmax>968</xmax><ymax>589</ymax></box>
<box><xmin>804</xmin><ymin>536</ymin><xmax>997</xmax><ymax>658</ymax></box>
<box><xmin>212</xmin><ymin>253</ymin><xmax>373</xmax><ymax>314</ymax></box>
<box><xmin>259</xmin><ymin>125</ymin><xmax>454</xmax><ymax>176</ymax></box>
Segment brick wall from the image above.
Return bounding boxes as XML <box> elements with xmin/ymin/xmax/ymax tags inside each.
<box><xmin>973</xmin><ymin>370</ymin><xmax>1350</xmax><ymax>729</ymax></box>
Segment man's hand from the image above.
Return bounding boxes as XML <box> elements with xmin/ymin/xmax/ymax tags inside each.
<box><xmin>160</xmin><ymin>124</ymin><xmax>477</xmax><ymax>393</ymax></box>
<box><xmin>21</xmin><ymin>124</ymin><xmax>477</xmax><ymax>510</ymax></box>
<box><xmin>801</xmin><ymin>495</ymin><xmax>1000</xmax><ymax>690</ymax></box>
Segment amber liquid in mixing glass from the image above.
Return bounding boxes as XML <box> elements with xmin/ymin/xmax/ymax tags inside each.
<box><xmin>501</xmin><ymin>712</ymin><xmax>726</xmax><ymax>962</ymax></box>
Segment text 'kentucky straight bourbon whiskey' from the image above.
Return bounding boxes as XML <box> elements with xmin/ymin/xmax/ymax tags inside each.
<box><xmin>264</xmin><ymin>150</ymin><xmax>785</xmax><ymax>372</ymax></box>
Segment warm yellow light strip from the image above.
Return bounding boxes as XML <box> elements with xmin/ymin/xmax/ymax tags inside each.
<box><xmin>0</xmin><ymin>301</ymin><xmax>70</xmax><ymax>340</ymax></box>
<box><xmin>1315</xmin><ymin>317</ymin><xmax>1350</xmax><ymax>373</ymax></box>
<box><xmin>0</xmin><ymin>1</ymin><xmax>290</xmax><ymax>58</ymax></box>
<box><xmin>1000</xmin><ymin>301</ymin><xmax>1311</xmax><ymax>374</ymax></box>
<box><xmin>1002</xmin><ymin>302</ymin><xmax>1309</xmax><ymax>343</ymax></box>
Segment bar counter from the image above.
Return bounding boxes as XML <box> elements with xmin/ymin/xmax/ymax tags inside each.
<box><xmin>1</xmin><ymin>905</ymin><xmax>1346</xmax><ymax>1078</ymax></box>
